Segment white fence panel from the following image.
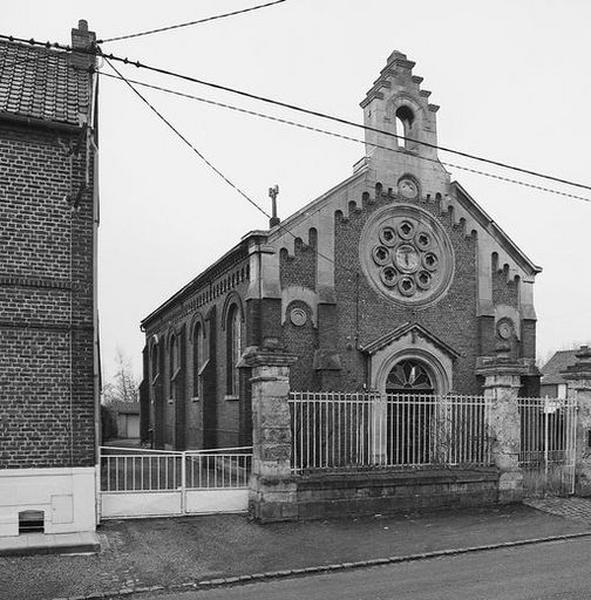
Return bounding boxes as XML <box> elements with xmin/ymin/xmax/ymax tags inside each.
<box><xmin>185</xmin><ymin>490</ymin><xmax>249</xmax><ymax>514</ymax></box>
<box><xmin>99</xmin><ymin>446</ymin><xmax>252</xmax><ymax>519</ymax></box>
<box><xmin>101</xmin><ymin>491</ymin><xmax>182</xmax><ymax>519</ymax></box>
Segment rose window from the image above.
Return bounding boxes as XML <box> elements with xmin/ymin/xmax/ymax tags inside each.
<box><xmin>360</xmin><ymin>204</ymin><xmax>454</xmax><ymax>307</ymax></box>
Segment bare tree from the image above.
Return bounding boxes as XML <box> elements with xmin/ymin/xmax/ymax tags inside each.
<box><xmin>102</xmin><ymin>348</ymin><xmax>139</xmax><ymax>404</ymax></box>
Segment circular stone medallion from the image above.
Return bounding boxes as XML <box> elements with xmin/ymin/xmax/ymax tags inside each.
<box><xmin>398</xmin><ymin>178</ymin><xmax>419</xmax><ymax>199</ymax></box>
<box><xmin>359</xmin><ymin>204</ymin><xmax>454</xmax><ymax>307</ymax></box>
<box><xmin>394</xmin><ymin>244</ymin><xmax>420</xmax><ymax>273</ymax></box>
<box><xmin>290</xmin><ymin>307</ymin><xmax>307</xmax><ymax>327</ymax></box>
<box><xmin>497</xmin><ymin>318</ymin><xmax>514</xmax><ymax>340</ymax></box>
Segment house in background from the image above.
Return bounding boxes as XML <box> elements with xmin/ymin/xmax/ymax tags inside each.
<box><xmin>140</xmin><ymin>50</ymin><xmax>542</xmax><ymax>451</ymax></box>
<box><xmin>540</xmin><ymin>350</ymin><xmax>579</xmax><ymax>398</ymax></box>
<box><xmin>107</xmin><ymin>400</ymin><xmax>140</xmax><ymax>441</ymax></box>
<box><xmin>0</xmin><ymin>21</ymin><xmax>99</xmax><ymax>541</ymax></box>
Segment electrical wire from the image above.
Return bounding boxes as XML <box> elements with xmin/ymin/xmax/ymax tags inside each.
<box><xmin>97</xmin><ymin>70</ymin><xmax>591</xmax><ymax>204</ymax></box>
<box><xmin>95</xmin><ymin>52</ymin><xmax>591</xmax><ymax>195</ymax></box>
<box><xmin>106</xmin><ymin>59</ymin><xmax>352</xmax><ymax>273</ymax></box>
<box><xmin>1</xmin><ymin>31</ymin><xmax>590</xmax><ymax>195</ymax></box>
<box><xmin>97</xmin><ymin>0</ymin><xmax>288</xmax><ymax>43</ymax></box>
<box><xmin>105</xmin><ymin>58</ymin><xmax>270</xmax><ymax>219</ymax></box>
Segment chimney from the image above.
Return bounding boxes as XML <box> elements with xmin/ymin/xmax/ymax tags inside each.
<box><xmin>71</xmin><ymin>19</ymin><xmax>97</xmax><ymax>70</ymax></box>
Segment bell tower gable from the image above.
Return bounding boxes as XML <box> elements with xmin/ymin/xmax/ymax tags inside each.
<box><xmin>360</xmin><ymin>51</ymin><xmax>450</xmax><ymax>196</ymax></box>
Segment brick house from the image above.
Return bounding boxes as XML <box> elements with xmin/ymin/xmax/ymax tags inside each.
<box><xmin>540</xmin><ymin>349</ymin><xmax>579</xmax><ymax>398</ymax></box>
<box><xmin>0</xmin><ymin>22</ymin><xmax>99</xmax><ymax>537</ymax></box>
<box><xmin>141</xmin><ymin>51</ymin><xmax>541</xmax><ymax>451</ymax></box>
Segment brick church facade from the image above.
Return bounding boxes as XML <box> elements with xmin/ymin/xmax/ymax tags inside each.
<box><xmin>0</xmin><ymin>23</ymin><xmax>99</xmax><ymax>536</ymax></box>
<box><xmin>141</xmin><ymin>51</ymin><xmax>541</xmax><ymax>451</ymax></box>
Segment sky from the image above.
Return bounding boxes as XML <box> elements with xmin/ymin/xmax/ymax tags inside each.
<box><xmin>6</xmin><ymin>0</ymin><xmax>591</xmax><ymax>381</ymax></box>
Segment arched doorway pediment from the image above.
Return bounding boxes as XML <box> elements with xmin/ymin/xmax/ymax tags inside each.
<box><xmin>360</xmin><ymin>323</ymin><xmax>457</xmax><ymax>395</ymax></box>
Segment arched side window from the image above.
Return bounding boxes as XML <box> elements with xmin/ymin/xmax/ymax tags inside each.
<box><xmin>192</xmin><ymin>322</ymin><xmax>203</xmax><ymax>399</ymax></box>
<box><xmin>150</xmin><ymin>342</ymin><xmax>159</xmax><ymax>383</ymax></box>
<box><xmin>226</xmin><ymin>304</ymin><xmax>242</xmax><ymax>397</ymax></box>
<box><xmin>169</xmin><ymin>333</ymin><xmax>178</xmax><ymax>403</ymax></box>
<box><xmin>395</xmin><ymin>105</ymin><xmax>414</xmax><ymax>150</ymax></box>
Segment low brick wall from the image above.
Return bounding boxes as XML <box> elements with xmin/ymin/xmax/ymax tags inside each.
<box><xmin>295</xmin><ymin>468</ymin><xmax>500</xmax><ymax>520</ymax></box>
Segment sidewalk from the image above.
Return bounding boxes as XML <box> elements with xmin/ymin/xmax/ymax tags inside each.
<box><xmin>2</xmin><ymin>502</ymin><xmax>591</xmax><ymax>600</ymax></box>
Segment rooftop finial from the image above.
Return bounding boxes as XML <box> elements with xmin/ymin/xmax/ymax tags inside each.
<box><xmin>268</xmin><ymin>184</ymin><xmax>280</xmax><ymax>228</ymax></box>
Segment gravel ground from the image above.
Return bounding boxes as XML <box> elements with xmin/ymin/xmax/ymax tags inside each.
<box><xmin>1</xmin><ymin>503</ymin><xmax>590</xmax><ymax>600</ymax></box>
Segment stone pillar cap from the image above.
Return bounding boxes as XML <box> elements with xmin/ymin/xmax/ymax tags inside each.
<box><xmin>238</xmin><ymin>338</ymin><xmax>298</xmax><ymax>369</ymax></box>
<box><xmin>476</xmin><ymin>355</ymin><xmax>538</xmax><ymax>378</ymax></box>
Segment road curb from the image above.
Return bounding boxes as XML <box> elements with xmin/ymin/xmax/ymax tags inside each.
<box><xmin>53</xmin><ymin>530</ymin><xmax>591</xmax><ymax>599</ymax></box>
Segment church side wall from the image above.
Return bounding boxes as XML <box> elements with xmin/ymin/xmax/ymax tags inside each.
<box><xmin>143</xmin><ymin>256</ymin><xmax>250</xmax><ymax>450</ymax></box>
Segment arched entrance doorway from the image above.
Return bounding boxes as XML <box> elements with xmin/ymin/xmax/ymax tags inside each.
<box><xmin>384</xmin><ymin>358</ymin><xmax>436</xmax><ymax>465</ymax></box>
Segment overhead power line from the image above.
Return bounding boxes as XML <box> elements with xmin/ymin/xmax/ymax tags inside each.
<box><xmin>97</xmin><ymin>0</ymin><xmax>288</xmax><ymax>43</ymax></box>
<box><xmin>95</xmin><ymin>51</ymin><xmax>591</xmax><ymax>195</ymax></box>
<box><xmin>2</xmin><ymin>32</ymin><xmax>591</xmax><ymax>196</ymax></box>
<box><xmin>97</xmin><ymin>70</ymin><xmax>591</xmax><ymax>204</ymax></box>
<box><xmin>104</xmin><ymin>58</ymin><xmax>269</xmax><ymax>219</ymax></box>
<box><xmin>106</xmin><ymin>60</ymin><xmax>350</xmax><ymax>273</ymax></box>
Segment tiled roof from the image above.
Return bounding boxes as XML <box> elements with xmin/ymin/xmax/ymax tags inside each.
<box><xmin>540</xmin><ymin>350</ymin><xmax>578</xmax><ymax>385</ymax></box>
<box><xmin>0</xmin><ymin>39</ymin><xmax>91</xmax><ymax>127</ymax></box>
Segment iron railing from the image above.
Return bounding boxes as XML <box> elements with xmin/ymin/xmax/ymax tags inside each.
<box><xmin>99</xmin><ymin>446</ymin><xmax>252</xmax><ymax>493</ymax></box>
<box><xmin>518</xmin><ymin>397</ymin><xmax>576</xmax><ymax>496</ymax></box>
<box><xmin>288</xmin><ymin>392</ymin><xmax>492</xmax><ymax>473</ymax></box>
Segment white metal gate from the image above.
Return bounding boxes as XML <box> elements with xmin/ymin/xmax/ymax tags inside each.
<box><xmin>519</xmin><ymin>397</ymin><xmax>576</xmax><ymax>497</ymax></box>
<box><xmin>99</xmin><ymin>446</ymin><xmax>252</xmax><ymax>519</ymax></box>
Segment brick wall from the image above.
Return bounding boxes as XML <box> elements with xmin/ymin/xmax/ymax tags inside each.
<box><xmin>143</xmin><ymin>255</ymin><xmax>250</xmax><ymax>449</ymax></box>
<box><xmin>0</xmin><ymin>122</ymin><xmax>96</xmax><ymax>468</ymax></box>
<box><xmin>274</xmin><ymin>189</ymin><xmax>481</xmax><ymax>394</ymax></box>
<box><xmin>492</xmin><ymin>267</ymin><xmax>519</xmax><ymax>308</ymax></box>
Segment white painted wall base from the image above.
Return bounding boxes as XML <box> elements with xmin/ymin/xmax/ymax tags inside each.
<box><xmin>0</xmin><ymin>466</ymin><xmax>97</xmax><ymax>537</ymax></box>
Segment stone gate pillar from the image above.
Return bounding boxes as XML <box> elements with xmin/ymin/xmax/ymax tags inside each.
<box><xmin>561</xmin><ymin>345</ymin><xmax>591</xmax><ymax>496</ymax></box>
<box><xmin>239</xmin><ymin>338</ymin><xmax>298</xmax><ymax>522</ymax></box>
<box><xmin>476</xmin><ymin>353</ymin><xmax>531</xmax><ymax>504</ymax></box>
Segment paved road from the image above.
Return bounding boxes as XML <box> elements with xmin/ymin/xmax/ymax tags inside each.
<box><xmin>134</xmin><ymin>537</ymin><xmax>591</xmax><ymax>600</ymax></box>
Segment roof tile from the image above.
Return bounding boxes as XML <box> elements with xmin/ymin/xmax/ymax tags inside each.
<box><xmin>540</xmin><ymin>350</ymin><xmax>578</xmax><ymax>385</ymax></box>
<box><xmin>0</xmin><ymin>39</ymin><xmax>91</xmax><ymax>127</ymax></box>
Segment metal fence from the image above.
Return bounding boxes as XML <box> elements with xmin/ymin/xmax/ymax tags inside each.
<box><xmin>100</xmin><ymin>446</ymin><xmax>252</xmax><ymax>493</ymax></box>
<box><xmin>518</xmin><ymin>397</ymin><xmax>576</xmax><ymax>496</ymax></box>
<box><xmin>288</xmin><ymin>392</ymin><xmax>492</xmax><ymax>473</ymax></box>
<box><xmin>185</xmin><ymin>450</ymin><xmax>252</xmax><ymax>489</ymax></box>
